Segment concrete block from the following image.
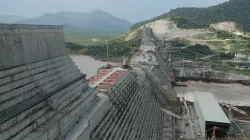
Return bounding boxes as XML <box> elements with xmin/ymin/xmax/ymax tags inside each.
<box><xmin>56</xmin><ymin>81</ymin><xmax>88</xmax><ymax>110</ymax></box>
<box><xmin>47</xmin><ymin>123</ymin><xmax>60</xmax><ymax>140</ymax></box>
<box><xmin>0</xmin><ymin>61</ymin><xmax>80</xmax><ymax>108</ymax></box>
<box><xmin>10</xmin><ymin>125</ymin><xmax>33</xmax><ymax>140</ymax></box>
<box><xmin>0</xmin><ymin>92</ymin><xmax>11</xmax><ymax>103</ymax></box>
<box><xmin>59</xmin><ymin>114</ymin><xmax>71</xmax><ymax>135</ymax></box>
<box><xmin>89</xmin><ymin>95</ymin><xmax>110</xmax><ymax>132</ymax></box>
<box><xmin>63</xmin><ymin>88</ymin><xmax>95</xmax><ymax>114</ymax></box>
<box><xmin>17</xmin><ymin>118</ymin><xmax>31</xmax><ymax>132</ymax></box>
<box><xmin>9</xmin><ymin>125</ymin><xmax>19</xmax><ymax>136</ymax></box>
<box><xmin>62</xmin><ymin>114</ymin><xmax>89</xmax><ymax>140</ymax></box>
<box><xmin>35</xmin><ymin>115</ymin><xmax>47</xmax><ymax>127</ymax></box>
<box><xmin>78</xmin><ymin>127</ymin><xmax>90</xmax><ymax>140</ymax></box>
<box><xmin>57</xmin><ymin>91</ymin><xmax>82</xmax><ymax>111</ymax></box>
<box><xmin>0</xmin><ymin>130</ymin><xmax>9</xmax><ymax>140</ymax></box>
<box><xmin>0</xmin><ymin>95</ymin><xmax>23</xmax><ymax>112</ymax></box>
<box><xmin>21</xmin><ymin>132</ymin><xmax>48</xmax><ymax>140</ymax></box>
<box><xmin>0</xmin><ymin>117</ymin><xmax>16</xmax><ymax>132</ymax></box>
<box><xmin>0</xmin><ymin>104</ymin><xmax>47</xmax><ymax>134</ymax></box>
<box><xmin>16</xmin><ymin>102</ymin><xmax>45</xmax><ymax>122</ymax></box>
<box><xmin>46</xmin><ymin>111</ymin><xmax>54</xmax><ymax>120</ymax></box>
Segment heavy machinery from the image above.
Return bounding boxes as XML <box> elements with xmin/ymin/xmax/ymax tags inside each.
<box><xmin>123</xmin><ymin>49</ymin><xmax>142</xmax><ymax>69</ymax></box>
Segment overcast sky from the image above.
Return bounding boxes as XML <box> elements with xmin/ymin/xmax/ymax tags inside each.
<box><xmin>0</xmin><ymin>0</ymin><xmax>228</xmax><ymax>22</ymax></box>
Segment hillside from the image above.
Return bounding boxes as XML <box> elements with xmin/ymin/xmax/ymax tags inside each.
<box><xmin>131</xmin><ymin>0</ymin><xmax>250</xmax><ymax>32</ymax></box>
<box><xmin>66</xmin><ymin>29</ymin><xmax>142</xmax><ymax>58</ymax></box>
<box><xmin>17</xmin><ymin>10</ymin><xmax>132</xmax><ymax>35</ymax></box>
<box><xmin>0</xmin><ymin>14</ymin><xmax>26</xmax><ymax>23</ymax></box>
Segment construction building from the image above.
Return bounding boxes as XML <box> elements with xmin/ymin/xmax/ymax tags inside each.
<box><xmin>194</xmin><ymin>92</ymin><xmax>231</xmax><ymax>138</ymax></box>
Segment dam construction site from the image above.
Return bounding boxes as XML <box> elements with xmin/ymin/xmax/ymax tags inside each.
<box><xmin>0</xmin><ymin>24</ymin><xmax>250</xmax><ymax>140</ymax></box>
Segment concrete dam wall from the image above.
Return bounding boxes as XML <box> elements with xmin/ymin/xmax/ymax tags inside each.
<box><xmin>0</xmin><ymin>24</ymin><xmax>174</xmax><ymax>140</ymax></box>
<box><xmin>0</xmin><ymin>24</ymin><xmax>66</xmax><ymax>70</ymax></box>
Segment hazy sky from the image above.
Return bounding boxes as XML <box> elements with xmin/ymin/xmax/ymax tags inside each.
<box><xmin>0</xmin><ymin>0</ymin><xmax>228</xmax><ymax>22</ymax></box>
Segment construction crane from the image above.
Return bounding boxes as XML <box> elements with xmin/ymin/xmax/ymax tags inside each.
<box><xmin>105</xmin><ymin>40</ymin><xmax>112</xmax><ymax>69</ymax></box>
<box><xmin>96</xmin><ymin>41</ymin><xmax>112</xmax><ymax>73</ymax></box>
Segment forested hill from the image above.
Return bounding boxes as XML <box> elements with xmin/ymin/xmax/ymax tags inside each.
<box><xmin>131</xmin><ymin>0</ymin><xmax>250</xmax><ymax>32</ymax></box>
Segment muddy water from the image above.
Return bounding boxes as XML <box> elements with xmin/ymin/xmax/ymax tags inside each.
<box><xmin>174</xmin><ymin>82</ymin><xmax>250</xmax><ymax>106</ymax></box>
<box><xmin>70</xmin><ymin>55</ymin><xmax>106</xmax><ymax>79</ymax></box>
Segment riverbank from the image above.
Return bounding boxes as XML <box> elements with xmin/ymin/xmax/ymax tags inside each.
<box><xmin>69</xmin><ymin>53</ymin><xmax>124</xmax><ymax>63</ymax></box>
<box><xmin>70</xmin><ymin>55</ymin><xmax>106</xmax><ymax>79</ymax></box>
<box><xmin>70</xmin><ymin>55</ymin><xmax>122</xmax><ymax>79</ymax></box>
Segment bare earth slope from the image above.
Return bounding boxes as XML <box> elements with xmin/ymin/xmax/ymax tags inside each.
<box><xmin>139</xmin><ymin>18</ymin><xmax>249</xmax><ymax>52</ymax></box>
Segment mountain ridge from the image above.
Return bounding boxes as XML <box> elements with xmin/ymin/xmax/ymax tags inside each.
<box><xmin>16</xmin><ymin>10</ymin><xmax>132</xmax><ymax>35</ymax></box>
<box><xmin>131</xmin><ymin>0</ymin><xmax>250</xmax><ymax>32</ymax></box>
<box><xmin>1</xmin><ymin>10</ymin><xmax>132</xmax><ymax>35</ymax></box>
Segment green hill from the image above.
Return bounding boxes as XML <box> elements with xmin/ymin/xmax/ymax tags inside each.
<box><xmin>131</xmin><ymin>0</ymin><xmax>250</xmax><ymax>32</ymax></box>
<box><xmin>66</xmin><ymin>29</ymin><xmax>142</xmax><ymax>58</ymax></box>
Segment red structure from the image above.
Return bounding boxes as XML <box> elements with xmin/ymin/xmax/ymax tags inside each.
<box><xmin>88</xmin><ymin>70</ymin><xmax>112</xmax><ymax>84</ymax></box>
<box><xmin>97</xmin><ymin>70</ymin><xmax>126</xmax><ymax>91</ymax></box>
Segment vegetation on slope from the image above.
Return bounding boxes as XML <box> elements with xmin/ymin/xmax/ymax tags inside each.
<box><xmin>167</xmin><ymin>0</ymin><xmax>250</xmax><ymax>32</ymax></box>
<box><xmin>65</xmin><ymin>35</ymin><xmax>114</xmax><ymax>46</ymax></box>
<box><xmin>131</xmin><ymin>0</ymin><xmax>250</xmax><ymax>32</ymax></box>
<box><xmin>66</xmin><ymin>29</ymin><xmax>142</xmax><ymax>58</ymax></box>
<box><xmin>170</xmin><ymin>17</ymin><xmax>210</xmax><ymax>29</ymax></box>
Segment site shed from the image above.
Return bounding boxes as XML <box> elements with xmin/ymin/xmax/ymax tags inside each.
<box><xmin>194</xmin><ymin>92</ymin><xmax>231</xmax><ymax>138</ymax></box>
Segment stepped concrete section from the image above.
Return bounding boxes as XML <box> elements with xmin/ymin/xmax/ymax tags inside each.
<box><xmin>0</xmin><ymin>24</ymin><xmax>108</xmax><ymax>140</ymax></box>
<box><xmin>0</xmin><ymin>24</ymin><xmax>66</xmax><ymax>70</ymax></box>
<box><xmin>0</xmin><ymin>24</ymin><xmax>176</xmax><ymax>140</ymax></box>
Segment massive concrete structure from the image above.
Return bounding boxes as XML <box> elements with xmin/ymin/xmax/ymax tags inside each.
<box><xmin>0</xmin><ymin>24</ymin><xmax>108</xmax><ymax>140</ymax></box>
<box><xmin>0</xmin><ymin>24</ymin><xmax>176</xmax><ymax>140</ymax></box>
<box><xmin>0</xmin><ymin>24</ymin><xmax>66</xmax><ymax>70</ymax></box>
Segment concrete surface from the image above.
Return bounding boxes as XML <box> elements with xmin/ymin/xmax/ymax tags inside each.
<box><xmin>0</xmin><ymin>24</ymin><xmax>176</xmax><ymax>140</ymax></box>
<box><xmin>0</xmin><ymin>24</ymin><xmax>66</xmax><ymax>70</ymax></box>
<box><xmin>0</xmin><ymin>24</ymin><xmax>104</xmax><ymax>140</ymax></box>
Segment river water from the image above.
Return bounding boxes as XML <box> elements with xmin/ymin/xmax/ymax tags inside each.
<box><xmin>70</xmin><ymin>55</ymin><xmax>106</xmax><ymax>79</ymax></box>
<box><xmin>175</xmin><ymin>82</ymin><xmax>250</xmax><ymax>106</ymax></box>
